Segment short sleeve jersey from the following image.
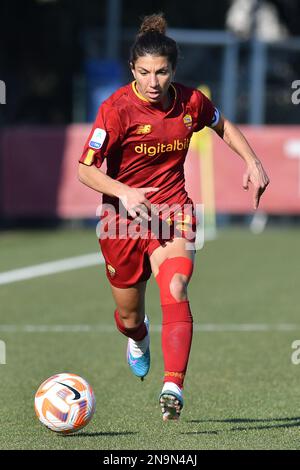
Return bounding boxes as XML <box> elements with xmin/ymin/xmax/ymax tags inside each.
<box><xmin>79</xmin><ymin>81</ymin><xmax>220</xmax><ymax>208</ymax></box>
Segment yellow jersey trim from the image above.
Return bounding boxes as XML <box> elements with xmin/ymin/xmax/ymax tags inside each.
<box><xmin>83</xmin><ymin>148</ymin><xmax>95</xmax><ymax>166</ymax></box>
<box><xmin>132</xmin><ymin>81</ymin><xmax>149</xmax><ymax>102</ymax></box>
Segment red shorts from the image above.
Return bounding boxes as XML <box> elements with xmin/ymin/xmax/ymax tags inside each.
<box><xmin>98</xmin><ymin>201</ymin><xmax>196</xmax><ymax>288</ymax></box>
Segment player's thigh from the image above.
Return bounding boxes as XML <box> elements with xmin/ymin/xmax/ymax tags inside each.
<box><xmin>149</xmin><ymin>238</ymin><xmax>195</xmax><ymax>278</ymax></box>
<box><xmin>110</xmin><ymin>281</ymin><xmax>147</xmax><ymax>317</ymax></box>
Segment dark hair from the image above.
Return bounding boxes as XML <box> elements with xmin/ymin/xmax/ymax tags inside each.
<box><xmin>130</xmin><ymin>13</ymin><xmax>178</xmax><ymax>70</ymax></box>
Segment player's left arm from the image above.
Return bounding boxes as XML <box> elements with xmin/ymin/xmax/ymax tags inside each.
<box><xmin>212</xmin><ymin>114</ymin><xmax>270</xmax><ymax>210</ymax></box>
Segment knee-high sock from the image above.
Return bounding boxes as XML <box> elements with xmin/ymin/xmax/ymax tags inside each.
<box><xmin>155</xmin><ymin>257</ymin><xmax>194</xmax><ymax>389</ymax></box>
<box><xmin>161</xmin><ymin>300</ymin><xmax>193</xmax><ymax>388</ymax></box>
<box><xmin>114</xmin><ymin>309</ymin><xmax>147</xmax><ymax>341</ymax></box>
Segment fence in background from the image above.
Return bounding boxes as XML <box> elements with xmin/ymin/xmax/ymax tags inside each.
<box><xmin>0</xmin><ymin>125</ymin><xmax>299</xmax><ymax>219</ymax></box>
<box><xmin>75</xmin><ymin>29</ymin><xmax>300</xmax><ymax>125</ymax></box>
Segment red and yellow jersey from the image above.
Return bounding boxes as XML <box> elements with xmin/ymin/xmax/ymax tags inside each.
<box><xmin>79</xmin><ymin>81</ymin><xmax>219</xmax><ymax>207</ymax></box>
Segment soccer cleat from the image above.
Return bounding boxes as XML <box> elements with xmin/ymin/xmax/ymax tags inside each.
<box><xmin>159</xmin><ymin>383</ymin><xmax>184</xmax><ymax>421</ymax></box>
<box><xmin>127</xmin><ymin>315</ymin><xmax>150</xmax><ymax>380</ymax></box>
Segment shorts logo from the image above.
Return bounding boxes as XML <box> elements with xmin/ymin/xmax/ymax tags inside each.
<box><xmin>136</xmin><ymin>124</ymin><xmax>152</xmax><ymax>135</ymax></box>
<box><xmin>107</xmin><ymin>264</ymin><xmax>116</xmax><ymax>278</ymax></box>
<box><xmin>89</xmin><ymin>128</ymin><xmax>107</xmax><ymax>149</ymax></box>
<box><xmin>183</xmin><ymin>114</ymin><xmax>193</xmax><ymax>129</ymax></box>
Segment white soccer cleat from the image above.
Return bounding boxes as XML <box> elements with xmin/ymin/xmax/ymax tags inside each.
<box><xmin>159</xmin><ymin>382</ymin><xmax>183</xmax><ymax>421</ymax></box>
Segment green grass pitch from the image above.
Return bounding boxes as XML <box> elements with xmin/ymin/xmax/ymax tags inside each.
<box><xmin>0</xmin><ymin>226</ymin><xmax>299</xmax><ymax>450</ymax></box>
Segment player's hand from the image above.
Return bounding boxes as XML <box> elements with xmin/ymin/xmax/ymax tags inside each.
<box><xmin>118</xmin><ymin>186</ymin><xmax>160</xmax><ymax>220</ymax></box>
<box><xmin>242</xmin><ymin>159</ymin><xmax>270</xmax><ymax>210</ymax></box>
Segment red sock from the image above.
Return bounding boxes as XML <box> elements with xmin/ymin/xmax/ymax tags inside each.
<box><xmin>114</xmin><ymin>310</ymin><xmax>147</xmax><ymax>341</ymax></box>
<box><xmin>161</xmin><ymin>301</ymin><xmax>193</xmax><ymax>389</ymax></box>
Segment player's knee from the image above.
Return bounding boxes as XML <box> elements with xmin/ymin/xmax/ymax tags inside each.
<box><xmin>117</xmin><ymin>308</ymin><xmax>144</xmax><ymax>328</ymax></box>
<box><xmin>169</xmin><ymin>274</ymin><xmax>188</xmax><ymax>302</ymax></box>
<box><xmin>155</xmin><ymin>257</ymin><xmax>193</xmax><ymax>304</ymax></box>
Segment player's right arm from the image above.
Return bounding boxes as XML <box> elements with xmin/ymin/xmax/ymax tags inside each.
<box><xmin>78</xmin><ymin>104</ymin><xmax>158</xmax><ymax>220</ymax></box>
<box><xmin>78</xmin><ymin>165</ymin><xmax>158</xmax><ymax>220</ymax></box>
<box><xmin>78</xmin><ymin>163</ymin><xmax>124</xmax><ymax>199</ymax></box>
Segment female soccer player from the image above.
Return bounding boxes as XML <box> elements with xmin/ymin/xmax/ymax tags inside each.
<box><xmin>78</xmin><ymin>13</ymin><xmax>269</xmax><ymax>421</ymax></box>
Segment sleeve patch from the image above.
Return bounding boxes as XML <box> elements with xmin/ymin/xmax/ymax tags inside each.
<box><xmin>210</xmin><ymin>108</ymin><xmax>220</xmax><ymax>128</ymax></box>
<box><xmin>89</xmin><ymin>128</ymin><xmax>107</xmax><ymax>149</ymax></box>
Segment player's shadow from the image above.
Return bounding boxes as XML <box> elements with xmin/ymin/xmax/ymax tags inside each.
<box><xmin>64</xmin><ymin>431</ymin><xmax>138</xmax><ymax>438</ymax></box>
<box><xmin>183</xmin><ymin>417</ymin><xmax>300</xmax><ymax>434</ymax></box>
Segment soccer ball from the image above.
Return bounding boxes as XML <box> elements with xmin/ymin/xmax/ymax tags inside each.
<box><xmin>34</xmin><ymin>373</ymin><xmax>96</xmax><ymax>434</ymax></box>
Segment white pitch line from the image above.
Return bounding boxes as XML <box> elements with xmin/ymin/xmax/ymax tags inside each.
<box><xmin>0</xmin><ymin>226</ymin><xmax>207</xmax><ymax>286</ymax></box>
<box><xmin>0</xmin><ymin>253</ymin><xmax>104</xmax><ymax>285</ymax></box>
<box><xmin>0</xmin><ymin>324</ymin><xmax>299</xmax><ymax>333</ymax></box>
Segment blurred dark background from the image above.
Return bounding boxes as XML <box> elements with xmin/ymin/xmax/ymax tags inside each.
<box><xmin>1</xmin><ymin>0</ymin><xmax>299</xmax><ymax>126</ymax></box>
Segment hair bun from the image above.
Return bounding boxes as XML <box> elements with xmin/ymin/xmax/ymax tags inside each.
<box><xmin>138</xmin><ymin>13</ymin><xmax>167</xmax><ymax>36</ymax></box>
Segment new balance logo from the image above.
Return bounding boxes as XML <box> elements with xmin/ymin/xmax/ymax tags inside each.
<box><xmin>136</xmin><ymin>124</ymin><xmax>152</xmax><ymax>135</ymax></box>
